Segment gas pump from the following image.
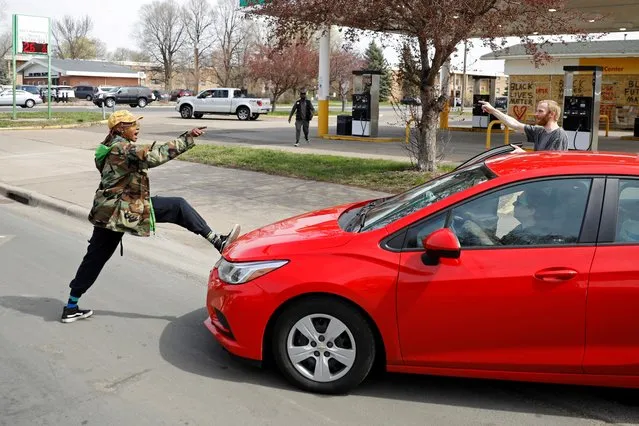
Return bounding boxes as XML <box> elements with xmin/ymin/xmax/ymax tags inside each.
<box><xmin>471</xmin><ymin>77</ymin><xmax>499</xmax><ymax>128</ymax></box>
<box><xmin>562</xmin><ymin>65</ymin><xmax>603</xmax><ymax>151</ymax></box>
<box><xmin>351</xmin><ymin>70</ymin><xmax>381</xmax><ymax>137</ymax></box>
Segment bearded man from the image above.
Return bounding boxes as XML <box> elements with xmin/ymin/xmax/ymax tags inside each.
<box><xmin>480</xmin><ymin>99</ymin><xmax>568</xmax><ymax>151</ymax></box>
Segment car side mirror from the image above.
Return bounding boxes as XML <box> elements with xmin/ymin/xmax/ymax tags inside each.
<box><xmin>421</xmin><ymin>228</ymin><xmax>461</xmax><ymax>266</ymax></box>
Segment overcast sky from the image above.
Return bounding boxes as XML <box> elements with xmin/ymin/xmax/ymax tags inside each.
<box><xmin>3</xmin><ymin>0</ymin><xmax>639</xmax><ymax>74</ymax></box>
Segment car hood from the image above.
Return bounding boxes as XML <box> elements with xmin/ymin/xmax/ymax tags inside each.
<box><xmin>224</xmin><ymin>202</ymin><xmax>362</xmax><ymax>261</ymax></box>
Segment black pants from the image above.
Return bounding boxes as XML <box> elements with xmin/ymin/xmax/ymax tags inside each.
<box><xmin>295</xmin><ymin>119</ymin><xmax>310</xmax><ymax>142</ymax></box>
<box><xmin>68</xmin><ymin>196</ymin><xmax>212</xmax><ymax>298</ymax></box>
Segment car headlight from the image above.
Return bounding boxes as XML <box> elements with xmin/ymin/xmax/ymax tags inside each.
<box><xmin>216</xmin><ymin>258</ymin><xmax>288</xmax><ymax>285</ymax></box>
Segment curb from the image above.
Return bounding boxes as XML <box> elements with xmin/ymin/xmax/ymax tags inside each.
<box><xmin>0</xmin><ymin>180</ymin><xmax>213</xmax><ymax>280</ymax></box>
<box><xmin>0</xmin><ymin>182</ymin><xmax>88</xmax><ymax>221</ymax></box>
<box><xmin>321</xmin><ymin>135</ymin><xmax>403</xmax><ymax>143</ymax></box>
<box><xmin>0</xmin><ymin>120</ymin><xmax>107</xmax><ymax>131</ymax></box>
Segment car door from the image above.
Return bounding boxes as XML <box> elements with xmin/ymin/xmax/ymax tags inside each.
<box><xmin>396</xmin><ymin>177</ymin><xmax>603</xmax><ymax>373</ymax></box>
<box><xmin>193</xmin><ymin>90</ymin><xmax>214</xmax><ymax>112</ymax></box>
<box><xmin>0</xmin><ymin>91</ymin><xmax>11</xmax><ymax>105</ymax></box>
<box><xmin>583</xmin><ymin>177</ymin><xmax>639</xmax><ymax>375</ymax></box>
<box><xmin>212</xmin><ymin>89</ymin><xmax>231</xmax><ymax>113</ymax></box>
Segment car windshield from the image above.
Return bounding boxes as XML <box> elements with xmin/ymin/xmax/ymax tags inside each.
<box><xmin>358</xmin><ymin>164</ymin><xmax>494</xmax><ymax>231</ymax></box>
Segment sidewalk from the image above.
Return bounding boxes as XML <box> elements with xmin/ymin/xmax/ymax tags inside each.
<box><xmin>0</xmin><ymin>128</ymin><xmax>386</xmax><ymax>278</ymax></box>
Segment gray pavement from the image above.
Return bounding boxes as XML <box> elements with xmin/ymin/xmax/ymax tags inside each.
<box><xmin>4</xmin><ymin>199</ymin><xmax>638</xmax><ymax>425</ymax></box>
<box><xmin>0</xmin><ymin>126</ymin><xmax>386</xmax><ymax>277</ymax></box>
<box><xmin>2</xmin><ymin>115</ymin><xmax>639</xmax><ymax>425</ymax></box>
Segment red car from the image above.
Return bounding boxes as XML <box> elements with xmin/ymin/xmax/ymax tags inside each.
<box><xmin>206</xmin><ymin>145</ymin><xmax>639</xmax><ymax>394</ymax></box>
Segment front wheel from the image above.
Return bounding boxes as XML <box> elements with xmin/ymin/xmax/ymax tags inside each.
<box><xmin>86</xmin><ymin>95</ymin><xmax>93</xmax><ymax>101</ymax></box>
<box><xmin>272</xmin><ymin>296</ymin><xmax>376</xmax><ymax>394</ymax></box>
<box><xmin>137</xmin><ymin>97</ymin><xmax>147</xmax><ymax>108</ymax></box>
<box><xmin>25</xmin><ymin>99</ymin><xmax>35</xmax><ymax>108</ymax></box>
<box><xmin>236</xmin><ymin>106</ymin><xmax>250</xmax><ymax>121</ymax></box>
<box><xmin>180</xmin><ymin>105</ymin><xmax>193</xmax><ymax>119</ymax></box>
<box><xmin>104</xmin><ymin>98</ymin><xmax>115</xmax><ymax>108</ymax></box>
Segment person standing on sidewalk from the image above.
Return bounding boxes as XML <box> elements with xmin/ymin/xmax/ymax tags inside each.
<box><xmin>288</xmin><ymin>88</ymin><xmax>315</xmax><ymax>147</ymax></box>
<box><xmin>61</xmin><ymin>110</ymin><xmax>241</xmax><ymax>323</ymax></box>
<box><xmin>479</xmin><ymin>100</ymin><xmax>568</xmax><ymax>151</ymax></box>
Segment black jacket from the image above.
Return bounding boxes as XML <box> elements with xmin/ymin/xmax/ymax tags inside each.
<box><xmin>289</xmin><ymin>99</ymin><xmax>315</xmax><ymax>121</ymax></box>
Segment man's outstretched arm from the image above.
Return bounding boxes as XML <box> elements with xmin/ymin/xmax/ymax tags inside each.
<box><xmin>479</xmin><ymin>101</ymin><xmax>526</xmax><ymax>132</ymax></box>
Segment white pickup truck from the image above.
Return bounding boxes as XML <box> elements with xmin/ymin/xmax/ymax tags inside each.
<box><xmin>175</xmin><ymin>88</ymin><xmax>271</xmax><ymax>121</ymax></box>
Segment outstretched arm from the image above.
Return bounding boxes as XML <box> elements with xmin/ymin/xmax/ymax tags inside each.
<box><xmin>122</xmin><ymin>128</ymin><xmax>204</xmax><ymax>169</ymax></box>
<box><xmin>479</xmin><ymin>101</ymin><xmax>526</xmax><ymax>132</ymax></box>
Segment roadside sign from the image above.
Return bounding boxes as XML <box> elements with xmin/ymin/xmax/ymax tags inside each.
<box><xmin>11</xmin><ymin>14</ymin><xmax>52</xmax><ymax>120</ymax></box>
<box><xmin>13</xmin><ymin>15</ymin><xmax>50</xmax><ymax>56</ymax></box>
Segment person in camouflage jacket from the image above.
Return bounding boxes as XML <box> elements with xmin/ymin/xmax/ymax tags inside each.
<box><xmin>61</xmin><ymin>110</ymin><xmax>241</xmax><ymax>324</ymax></box>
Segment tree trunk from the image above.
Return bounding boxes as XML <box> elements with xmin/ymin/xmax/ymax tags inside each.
<box><xmin>416</xmin><ymin>91</ymin><xmax>439</xmax><ymax>172</ymax></box>
<box><xmin>194</xmin><ymin>47</ymin><xmax>200</xmax><ymax>94</ymax></box>
<box><xmin>164</xmin><ymin>62</ymin><xmax>172</xmax><ymax>91</ymax></box>
<box><xmin>341</xmin><ymin>95</ymin><xmax>346</xmax><ymax>112</ymax></box>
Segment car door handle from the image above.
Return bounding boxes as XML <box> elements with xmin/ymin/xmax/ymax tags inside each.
<box><xmin>534</xmin><ymin>268</ymin><xmax>578</xmax><ymax>282</ymax></box>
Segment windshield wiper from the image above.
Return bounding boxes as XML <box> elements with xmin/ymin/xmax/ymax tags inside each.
<box><xmin>352</xmin><ymin>200</ymin><xmax>379</xmax><ymax>232</ymax></box>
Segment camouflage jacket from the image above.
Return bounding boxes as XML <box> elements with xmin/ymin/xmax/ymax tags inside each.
<box><xmin>88</xmin><ymin>133</ymin><xmax>195</xmax><ymax>236</ymax></box>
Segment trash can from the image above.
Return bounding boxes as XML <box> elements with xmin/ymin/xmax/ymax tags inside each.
<box><xmin>634</xmin><ymin>117</ymin><xmax>639</xmax><ymax>137</ymax></box>
<box><xmin>337</xmin><ymin>115</ymin><xmax>352</xmax><ymax>136</ymax></box>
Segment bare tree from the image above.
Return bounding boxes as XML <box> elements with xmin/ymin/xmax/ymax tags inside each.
<box><xmin>0</xmin><ymin>1</ymin><xmax>11</xmax><ymax>84</ymax></box>
<box><xmin>255</xmin><ymin>0</ymin><xmax>589</xmax><ymax>172</ymax></box>
<box><xmin>230</xmin><ymin>17</ymin><xmax>267</xmax><ymax>89</ymax></box>
<box><xmin>52</xmin><ymin>15</ymin><xmax>102</xmax><ymax>59</ymax></box>
<box><xmin>330</xmin><ymin>47</ymin><xmax>365</xmax><ymax>111</ymax></box>
<box><xmin>211</xmin><ymin>0</ymin><xmax>249</xmax><ymax>87</ymax></box>
<box><xmin>109</xmin><ymin>48</ymin><xmax>150</xmax><ymax>62</ymax></box>
<box><xmin>248</xmin><ymin>41</ymin><xmax>318</xmax><ymax>111</ymax></box>
<box><xmin>0</xmin><ymin>31</ymin><xmax>11</xmax><ymax>84</ymax></box>
<box><xmin>182</xmin><ymin>0</ymin><xmax>215</xmax><ymax>93</ymax></box>
<box><xmin>0</xmin><ymin>0</ymin><xmax>7</xmax><ymax>24</ymax></box>
<box><xmin>136</xmin><ymin>0</ymin><xmax>187</xmax><ymax>90</ymax></box>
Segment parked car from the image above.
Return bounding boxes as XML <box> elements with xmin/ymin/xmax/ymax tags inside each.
<box><xmin>176</xmin><ymin>88</ymin><xmax>271</xmax><ymax>120</ymax></box>
<box><xmin>74</xmin><ymin>85</ymin><xmax>97</xmax><ymax>101</ymax></box>
<box><xmin>205</xmin><ymin>144</ymin><xmax>639</xmax><ymax>394</ymax></box>
<box><xmin>15</xmin><ymin>85</ymin><xmax>40</xmax><ymax>96</ymax></box>
<box><xmin>0</xmin><ymin>89</ymin><xmax>43</xmax><ymax>108</ymax></box>
<box><xmin>96</xmin><ymin>86</ymin><xmax>116</xmax><ymax>96</ymax></box>
<box><xmin>169</xmin><ymin>89</ymin><xmax>193</xmax><ymax>102</ymax></box>
<box><xmin>152</xmin><ymin>89</ymin><xmax>169</xmax><ymax>102</ymax></box>
<box><xmin>93</xmin><ymin>86</ymin><xmax>155</xmax><ymax>108</ymax></box>
<box><xmin>400</xmin><ymin>96</ymin><xmax>421</xmax><ymax>106</ymax></box>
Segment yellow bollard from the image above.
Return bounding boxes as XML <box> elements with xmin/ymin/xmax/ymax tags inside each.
<box><xmin>485</xmin><ymin>120</ymin><xmax>509</xmax><ymax>149</ymax></box>
<box><xmin>317</xmin><ymin>99</ymin><xmax>329</xmax><ymax>137</ymax></box>
<box><xmin>439</xmin><ymin>102</ymin><xmax>449</xmax><ymax>129</ymax></box>
<box><xmin>405</xmin><ymin>118</ymin><xmax>415</xmax><ymax>144</ymax></box>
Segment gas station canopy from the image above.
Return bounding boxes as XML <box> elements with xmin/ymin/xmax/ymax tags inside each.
<box><xmin>566</xmin><ymin>0</ymin><xmax>639</xmax><ymax>34</ymax></box>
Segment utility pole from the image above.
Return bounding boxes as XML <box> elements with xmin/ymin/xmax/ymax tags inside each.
<box><xmin>461</xmin><ymin>39</ymin><xmax>467</xmax><ymax>113</ymax></box>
